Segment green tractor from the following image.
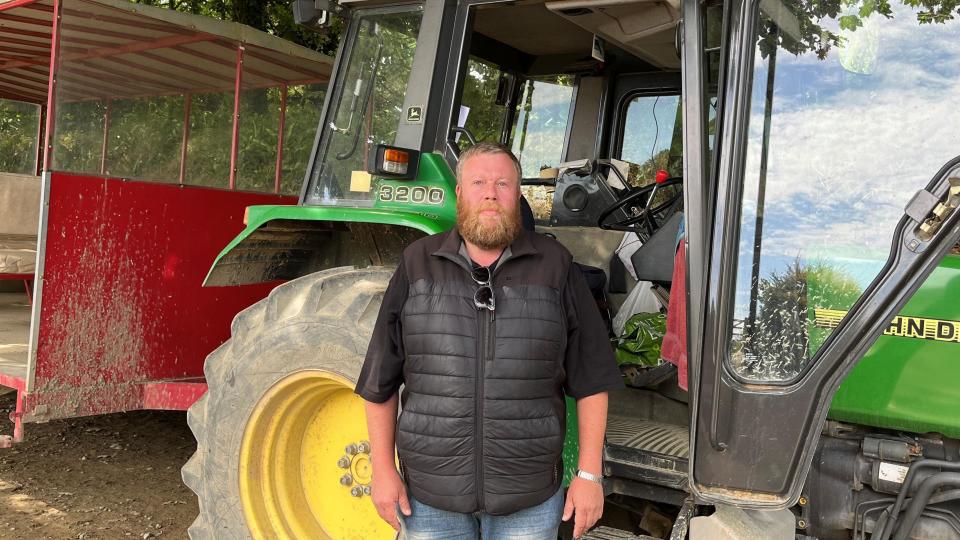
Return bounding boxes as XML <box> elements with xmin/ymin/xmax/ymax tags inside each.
<box><xmin>182</xmin><ymin>0</ymin><xmax>960</xmax><ymax>538</ymax></box>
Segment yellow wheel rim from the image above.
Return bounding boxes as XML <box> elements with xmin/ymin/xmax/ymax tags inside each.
<box><xmin>239</xmin><ymin>370</ymin><xmax>396</xmax><ymax>540</ymax></box>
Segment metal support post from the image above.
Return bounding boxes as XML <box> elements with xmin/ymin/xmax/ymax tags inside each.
<box><xmin>228</xmin><ymin>44</ymin><xmax>244</xmax><ymax>190</ymax></box>
<box><xmin>99</xmin><ymin>99</ymin><xmax>111</xmax><ymax>175</ymax></box>
<box><xmin>274</xmin><ymin>84</ymin><xmax>287</xmax><ymax>193</ymax></box>
<box><xmin>41</xmin><ymin>0</ymin><xmax>62</xmax><ymax>173</ymax></box>
<box><xmin>179</xmin><ymin>93</ymin><xmax>192</xmax><ymax>184</ymax></box>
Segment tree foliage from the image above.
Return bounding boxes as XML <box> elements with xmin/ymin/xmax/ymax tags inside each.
<box><xmin>0</xmin><ymin>100</ymin><xmax>41</xmax><ymax>175</ymax></box>
<box><xmin>120</xmin><ymin>1</ymin><xmax>339</xmax><ymax>191</ymax></box>
<box><xmin>458</xmin><ymin>59</ymin><xmax>574</xmax><ymax>177</ymax></box>
<box><xmin>459</xmin><ymin>58</ymin><xmax>509</xmax><ymax>145</ymax></box>
<box><xmin>129</xmin><ymin>0</ymin><xmax>344</xmax><ymax>56</ymax></box>
<box><xmin>759</xmin><ymin>0</ymin><xmax>960</xmax><ymax>60</ymax></box>
<box><xmin>44</xmin><ymin>83</ymin><xmax>325</xmax><ymax>193</ymax></box>
<box><xmin>738</xmin><ymin>259</ymin><xmax>862</xmax><ymax>380</ymax></box>
<box><xmin>0</xmin><ymin>1</ymin><xmax>331</xmax><ymax>190</ymax></box>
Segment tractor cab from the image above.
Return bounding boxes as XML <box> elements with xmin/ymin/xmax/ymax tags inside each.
<box><xmin>191</xmin><ymin>0</ymin><xmax>960</xmax><ymax>538</ymax></box>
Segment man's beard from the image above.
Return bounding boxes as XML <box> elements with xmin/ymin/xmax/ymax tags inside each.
<box><xmin>457</xmin><ymin>198</ymin><xmax>522</xmax><ymax>251</ymax></box>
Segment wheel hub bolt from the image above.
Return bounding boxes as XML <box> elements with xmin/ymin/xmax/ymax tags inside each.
<box><xmin>337</xmin><ymin>457</ymin><xmax>350</xmax><ymax>469</ymax></box>
<box><xmin>362</xmin><ymin>485</ymin><xmax>372</xmax><ymax>496</ymax></box>
<box><xmin>350</xmin><ymin>486</ymin><xmax>363</xmax><ymax>497</ymax></box>
<box><xmin>340</xmin><ymin>473</ymin><xmax>353</xmax><ymax>486</ymax></box>
<box><xmin>345</xmin><ymin>444</ymin><xmax>358</xmax><ymax>456</ymax></box>
<box><xmin>357</xmin><ymin>441</ymin><xmax>371</xmax><ymax>454</ymax></box>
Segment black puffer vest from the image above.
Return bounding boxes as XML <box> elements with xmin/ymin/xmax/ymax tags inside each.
<box><xmin>395</xmin><ymin>229</ymin><xmax>572</xmax><ymax>515</ymax></box>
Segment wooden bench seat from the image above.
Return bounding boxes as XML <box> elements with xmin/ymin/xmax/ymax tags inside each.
<box><xmin>0</xmin><ymin>234</ymin><xmax>37</xmax><ymax>275</ymax></box>
<box><xmin>0</xmin><ymin>173</ymin><xmax>41</xmax><ymax>302</ymax></box>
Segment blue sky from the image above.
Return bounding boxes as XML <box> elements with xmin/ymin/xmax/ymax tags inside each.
<box><xmin>732</xmin><ymin>2</ymin><xmax>960</xmax><ymax>319</ymax></box>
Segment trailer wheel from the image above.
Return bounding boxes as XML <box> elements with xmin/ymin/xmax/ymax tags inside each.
<box><xmin>182</xmin><ymin>266</ymin><xmax>396</xmax><ymax>540</ymax></box>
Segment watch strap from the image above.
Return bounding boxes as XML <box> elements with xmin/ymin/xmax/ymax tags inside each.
<box><xmin>575</xmin><ymin>468</ymin><xmax>603</xmax><ymax>484</ymax></box>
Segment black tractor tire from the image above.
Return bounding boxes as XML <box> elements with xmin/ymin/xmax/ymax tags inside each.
<box><xmin>181</xmin><ymin>266</ymin><xmax>394</xmax><ymax>539</ymax></box>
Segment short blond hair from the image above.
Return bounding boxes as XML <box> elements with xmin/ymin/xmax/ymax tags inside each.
<box><xmin>455</xmin><ymin>142</ymin><xmax>522</xmax><ymax>184</ymax></box>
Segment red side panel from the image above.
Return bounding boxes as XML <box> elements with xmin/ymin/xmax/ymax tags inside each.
<box><xmin>24</xmin><ymin>172</ymin><xmax>293</xmax><ymax>421</ymax></box>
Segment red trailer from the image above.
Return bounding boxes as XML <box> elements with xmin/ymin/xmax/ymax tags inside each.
<box><xmin>0</xmin><ymin>0</ymin><xmax>331</xmax><ymax>444</ymax></box>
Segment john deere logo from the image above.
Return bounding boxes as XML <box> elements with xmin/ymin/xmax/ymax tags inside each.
<box><xmin>814</xmin><ymin>308</ymin><xmax>960</xmax><ymax>343</ymax></box>
<box><xmin>406</xmin><ymin>106</ymin><xmax>423</xmax><ymax>124</ymax></box>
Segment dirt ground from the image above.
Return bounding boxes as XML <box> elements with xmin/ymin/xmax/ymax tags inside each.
<box><xmin>0</xmin><ymin>390</ymin><xmax>198</xmax><ymax>539</ymax></box>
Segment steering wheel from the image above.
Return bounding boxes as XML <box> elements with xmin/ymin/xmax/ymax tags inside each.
<box><xmin>598</xmin><ymin>176</ymin><xmax>683</xmax><ymax>237</ymax></box>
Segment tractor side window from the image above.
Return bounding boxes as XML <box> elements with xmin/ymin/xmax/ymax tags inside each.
<box><xmin>308</xmin><ymin>7</ymin><xmax>423</xmax><ymax>204</ymax></box>
<box><xmin>458</xmin><ymin>57</ymin><xmax>511</xmax><ymax>145</ymax></box>
<box><xmin>727</xmin><ymin>0</ymin><xmax>960</xmax><ymax>382</ymax></box>
<box><xmin>619</xmin><ymin>94</ymin><xmax>683</xmax><ymax>181</ymax></box>
<box><xmin>508</xmin><ymin>76</ymin><xmax>573</xmax><ymax>178</ymax></box>
<box><xmin>457</xmin><ymin>67</ymin><xmax>573</xmax><ymax>179</ymax></box>
<box><xmin>0</xmin><ymin>99</ymin><xmax>41</xmax><ymax>176</ymax></box>
<box><xmin>704</xmin><ymin>2</ymin><xmax>722</xmax><ymax>164</ymax></box>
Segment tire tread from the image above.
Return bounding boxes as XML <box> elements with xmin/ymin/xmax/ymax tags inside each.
<box><xmin>183</xmin><ymin>266</ymin><xmax>395</xmax><ymax>539</ymax></box>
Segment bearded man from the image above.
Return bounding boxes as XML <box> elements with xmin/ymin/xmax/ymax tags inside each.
<box><xmin>356</xmin><ymin>142</ymin><xmax>622</xmax><ymax>539</ymax></box>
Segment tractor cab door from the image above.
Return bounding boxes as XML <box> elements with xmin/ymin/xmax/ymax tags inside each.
<box><xmin>682</xmin><ymin>0</ymin><xmax>960</xmax><ymax>510</ymax></box>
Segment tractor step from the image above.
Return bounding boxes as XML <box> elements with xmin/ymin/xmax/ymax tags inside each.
<box><xmin>582</xmin><ymin>526</ymin><xmax>658</xmax><ymax>539</ymax></box>
<box><xmin>604</xmin><ymin>415</ymin><xmax>689</xmax><ymax>493</ymax></box>
<box><xmin>606</xmin><ymin>416</ymin><xmax>689</xmax><ymax>458</ymax></box>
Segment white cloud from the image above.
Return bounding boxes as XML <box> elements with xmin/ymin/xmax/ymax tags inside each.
<box><xmin>737</xmin><ymin>2</ymin><xmax>960</xmax><ymax>277</ymax></box>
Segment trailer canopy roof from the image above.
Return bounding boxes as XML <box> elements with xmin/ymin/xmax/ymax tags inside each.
<box><xmin>0</xmin><ymin>0</ymin><xmax>333</xmax><ymax>103</ymax></box>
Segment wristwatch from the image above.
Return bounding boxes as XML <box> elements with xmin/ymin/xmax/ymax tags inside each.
<box><xmin>575</xmin><ymin>469</ymin><xmax>603</xmax><ymax>484</ymax></box>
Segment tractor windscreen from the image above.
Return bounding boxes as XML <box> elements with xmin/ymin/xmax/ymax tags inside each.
<box><xmin>305</xmin><ymin>7</ymin><xmax>423</xmax><ymax>206</ymax></box>
<box><xmin>726</xmin><ymin>0</ymin><xmax>960</xmax><ymax>383</ymax></box>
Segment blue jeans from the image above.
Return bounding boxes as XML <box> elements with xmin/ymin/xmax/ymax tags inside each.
<box><xmin>399</xmin><ymin>488</ymin><xmax>564</xmax><ymax>540</ymax></box>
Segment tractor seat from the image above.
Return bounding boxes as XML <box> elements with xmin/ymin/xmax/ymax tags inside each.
<box><xmin>524</xmin><ymin>195</ymin><xmax>613</xmax><ymax>332</ymax></box>
<box><xmin>630</xmin><ymin>212</ymin><xmax>682</xmax><ymax>284</ymax></box>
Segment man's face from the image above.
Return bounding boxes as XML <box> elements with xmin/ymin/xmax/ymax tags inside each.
<box><xmin>455</xmin><ymin>152</ymin><xmax>522</xmax><ymax>251</ymax></box>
